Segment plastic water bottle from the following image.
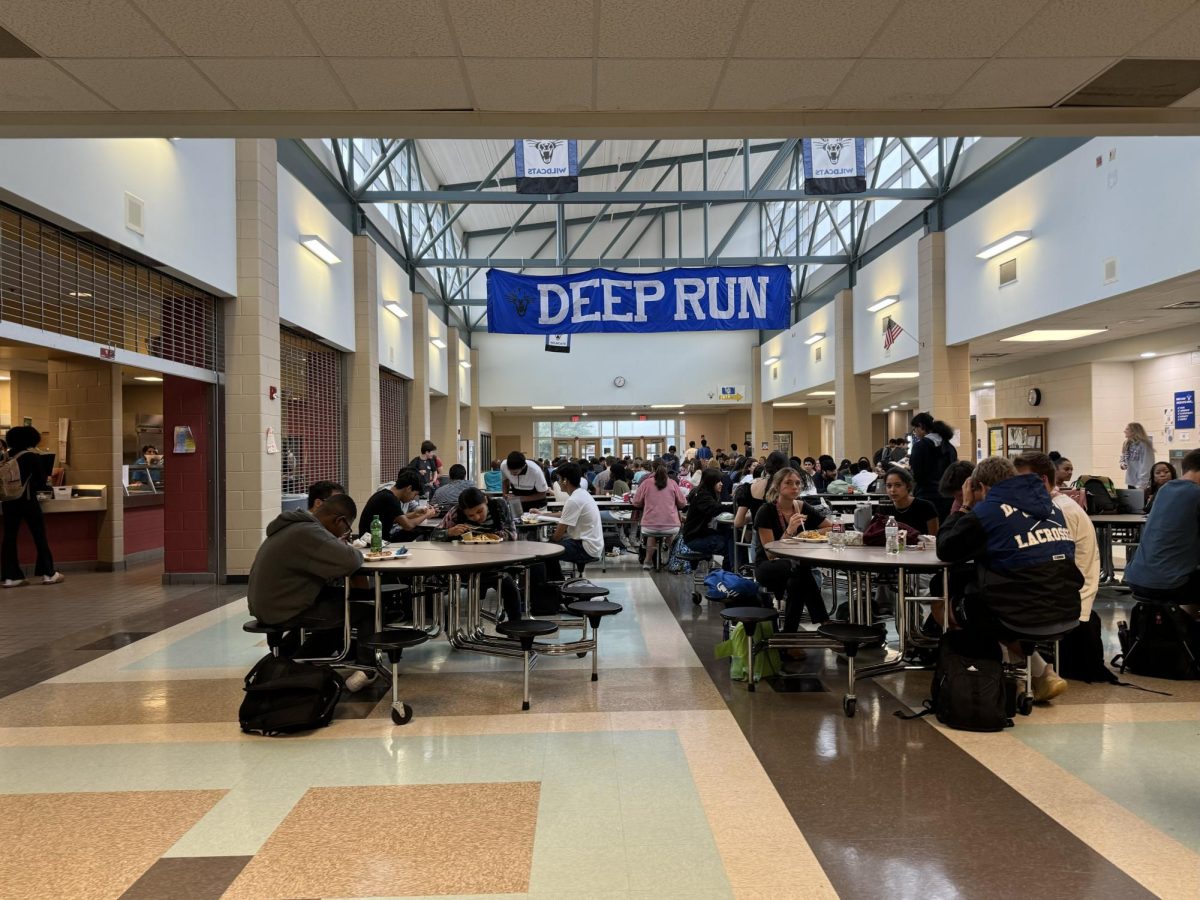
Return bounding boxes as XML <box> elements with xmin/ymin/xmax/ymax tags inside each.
<box><xmin>370</xmin><ymin>515</ymin><xmax>383</xmax><ymax>553</ymax></box>
<box><xmin>829</xmin><ymin>519</ymin><xmax>845</xmax><ymax>552</ymax></box>
<box><xmin>885</xmin><ymin>515</ymin><xmax>899</xmax><ymax>555</ymax></box>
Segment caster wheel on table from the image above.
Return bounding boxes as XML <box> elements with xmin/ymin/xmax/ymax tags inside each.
<box><xmin>1017</xmin><ymin>694</ymin><xmax>1034</xmax><ymax>716</ymax></box>
<box><xmin>842</xmin><ymin>696</ymin><xmax>857</xmax><ymax>718</ymax></box>
<box><xmin>390</xmin><ymin>703</ymin><xmax>413</xmax><ymax>725</ymax></box>
<box><xmin>691</xmin><ymin>593</ymin><xmax>702</xmax><ymax>606</ymax></box>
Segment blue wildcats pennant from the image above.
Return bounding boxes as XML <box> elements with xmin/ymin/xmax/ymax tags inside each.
<box><xmin>515</xmin><ymin>139</ymin><xmax>579</xmax><ymax>194</ymax></box>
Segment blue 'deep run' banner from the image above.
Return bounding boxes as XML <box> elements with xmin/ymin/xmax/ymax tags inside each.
<box><xmin>486</xmin><ymin>265</ymin><xmax>790</xmax><ymax>335</ymax></box>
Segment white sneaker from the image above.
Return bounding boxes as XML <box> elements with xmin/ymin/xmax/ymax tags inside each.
<box><xmin>42</xmin><ymin>573</ymin><xmax>65</xmax><ymax>585</ymax></box>
<box><xmin>642</xmin><ymin>564</ymin><xmax>652</xmax><ymax>571</ymax></box>
<box><xmin>2</xmin><ymin>579</ymin><xmax>26</xmax><ymax>589</ymax></box>
<box><xmin>343</xmin><ymin>670</ymin><xmax>371</xmax><ymax>693</ymax></box>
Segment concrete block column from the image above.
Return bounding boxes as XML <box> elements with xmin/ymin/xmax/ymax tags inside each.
<box><xmin>225</xmin><ymin>138</ymin><xmax>282</xmax><ymax>577</ymax></box>
<box><xmin>918</xmin><ymin>231</ymin><xmax>970</xmax><ymax>440</ymax></box>
<box><xmin>346</xmin><ymin>236</ymin><xmax>381</xmax><ymax>503</ymax></box>
<box><xmin>441</xmin><ymin>327</ymin><xmax>462</xmax><ymax>462</ymax></box>
<box><xmin>409</xmin><ymin>293</ymin><xmax>431</xmax><ymax>458</ymax></box>
<box><xmin>750</xmin><ymin>345</ymin><xmax>773</xmax><ymax>453</ymax></box>
<box><xmin>47</xmin><ymin>359</ymin><xmax>122</xmax><ymax>569</ymax></box>
<box><xmin>833</xmin><ymin>289</ymin><xmax>872</xmax><ymax>460</ymax></box>
<box><xmin>464</xmin><ymin>347</ymin><xmax>481</xmax><ymax>477</ymax></box>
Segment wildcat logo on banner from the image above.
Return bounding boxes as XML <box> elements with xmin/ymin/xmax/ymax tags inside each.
<box><xmin>802</xmin><ymin>138</ymin><xmax>866</xmax><ymax>195</ymax></box>
<box><xmin>514</xmin><ymin>139</ymin><xmax>579</xmax><ymax>194</ymax></box>
<box><xmin>486</xmin><ymin>265</ymin><xmax>790</xmax><ymax>335</ymax></box>
<box><xmin>545</xmin><ymin>333</ymin><xmax>571</xmax><ymax>354</ymax></box>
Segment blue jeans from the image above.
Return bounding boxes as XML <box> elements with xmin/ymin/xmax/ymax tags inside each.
<box><xmin>686</xmin><ymin>531</ymin><xmax>734</xmax><ymax>568</ymax></box>
<box><xmin>558</xmin><ymin>538</ymin><xmax>599</xmax><ymax>567</ymax></box>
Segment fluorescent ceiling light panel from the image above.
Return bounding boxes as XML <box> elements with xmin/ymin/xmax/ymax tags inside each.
<box><xmin>807</xmin><ymin>390</ymin><xmax>835</xmax><ymax>397</ymax></box>
<box><xmin>68</xmin><ymin>291</ymin><xmax>91</xmax><ymax>298</ymax></box>
<box><xmin>976</xmin><ymin>230</ymin><xmax>1031</xmax><ymax>260</ymax></box>
<box><xmin>762</xmin><ymin>356</ymin><xmax>780</xmax><ymax>366</ymax></box>
<box><xmin>774</xmin><ymin>402</ymin><xmax>806</xmax><ymax>407</ymax></box>
<box><xmin>899</xmin><ymin>401</ymin><xmax>909</xmax><ymax>406</ymax></box>
<box><xmin>804</xmin><ymin>332</ymin><xmax>825</xmax><ymax>345</ymax></box>
<box><xmin>867</xmin><ymin>295</ymin><xmax>899</xmax><ymax>313</ymax></box>
<box><xmin>384</xmin><ymin>302</ymin><xmax>408</xmax><ymax>319</ymax></box>
<box><xmin>650</xmin><ymin>404</ymin><xmax>684</xmax><ymax>409</ymax></box>
<box><xmin>299</xmin><ymin>234</ymin><xmax>341</xmax><ymax>265</ymax></box>
<box><xmin>982</xmin><ymin>381</ymin><xmax>995</xmax><ymax>387</ymax></box>
<box><xmin>532</xmin><ymin>405</ymin><xmax>564</xmax><ymax>410</ymax></box>
<box><xmin>870</xmin><ymin>372</ymin><xmax>919</xmax><ymax>380</ymax></box>
<box><xmin>1001</xmin><ymin>329</ymin><xmax>1107</xmax><ymax>342</ymax></box>
<box><xmin>1139</xmin><ymin>351</ymin><xmax>1158</xmax><ymax>358</ymax></box>
<box><xmin>134</xmin><ymin>375</ymin><xmax>163</xmax><ymax>382</ymax></box>
<box><xmin>430</xmin><ymin>337</ymin><xmax>447</xmax><ymax>349</ymax></box>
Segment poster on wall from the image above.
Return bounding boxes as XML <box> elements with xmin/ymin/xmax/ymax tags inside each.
<box><xmin>173</xmin><ymin>425</ymin><xmax>196</xmax><ymax>455</ymax></box>
<box><xmin>1175</xmin><ymin>390</ymin><xmax>1195</xmax><ymax>430</ymax></box>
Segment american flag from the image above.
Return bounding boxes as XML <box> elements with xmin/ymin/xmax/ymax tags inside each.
<box><xmin>883</xmin><ymin>317</ymin><xmax>903</xmax><ymax>350</ymax></box>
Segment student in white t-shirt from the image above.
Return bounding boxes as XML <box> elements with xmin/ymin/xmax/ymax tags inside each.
<box><xmin>542</xmin><ymin>462</ymin><xmax>603</xmax><ymax>565</ymax></box>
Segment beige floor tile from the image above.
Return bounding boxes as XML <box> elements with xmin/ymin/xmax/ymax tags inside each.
<box><xmin>0</xmin><ymin>790</ymin><xmax>225</xmax><ymax>900</ymax></box>
<box><xmin>223</xmin><ymin>782</ymin><xmax>540</xmax><ymax>899</ymax></box>
<box><xmin>0</xmin><ymin>679</ymin><xmax>246</xmax><ymax>727</ymax></box>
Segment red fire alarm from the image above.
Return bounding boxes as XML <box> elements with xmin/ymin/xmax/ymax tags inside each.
<box><xmin>638</xmin><ymin>414</ymin><xmax>647</xmax><ymax>421</ymax></box>
<box><xmin>570</xmin><ymin>415</ymin><xmax>580</xmax><ymax>422</ymax></box>
<box><xmin>269</xmin><ymin>386</ymin><xmax>278</xmax><ymax>400</ymax></box>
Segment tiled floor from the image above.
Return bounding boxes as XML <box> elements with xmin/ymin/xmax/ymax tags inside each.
<box><xmin>0</xmin><ymin>556</ymin><xmax>1196</xmax><ymax>898</ymax></box>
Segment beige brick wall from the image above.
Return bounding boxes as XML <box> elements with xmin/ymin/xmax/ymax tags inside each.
<box><xmin>346</xmin><ymin>236</ymin><xmax>381</xmax><ymax>504</ymax></box>
<box><xmin>1133</xmin><ymin>349</ymin><xmax>1200</xmax><ymax>462</ymax></box>
<box><xmin>918</xmin><ymin>231</ymin><xmax>971</xmax><ymax>436</ymax></box>
<box><xmin>833</xmin><ymin>288</ymin><xmax>872</xmax><ymax>459</ymax></box>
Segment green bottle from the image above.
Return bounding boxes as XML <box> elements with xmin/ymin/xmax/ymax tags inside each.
<box><xmin>370</xmin><ymin>515</ymin><xmax>383</xmax><ymax>553</ymax></box>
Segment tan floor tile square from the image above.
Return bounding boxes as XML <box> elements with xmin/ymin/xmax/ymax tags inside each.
<box><xmin>223</xmin><ymin>782</ymin><xmax>540</xmax><ymax>898</ymax></box>
<box><xmin>0</xmin><ymin>790</ymin><xmax>226</xmax><ymax>900</ymax></box>
<box><xmin>0</xmin><ymin>680</ymin><xmax>246</xmax><ymax>727</ymax></box>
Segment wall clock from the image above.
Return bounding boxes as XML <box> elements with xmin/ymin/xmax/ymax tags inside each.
<box><xmin>1027</xmin><ymin>388</ymin><xmax>1042</xmax><ymax>407</ymax></box>
<box><xmin>613</xmin><ymin>376</ymin><xmax>626</xmax><ymax>388</ymax></box>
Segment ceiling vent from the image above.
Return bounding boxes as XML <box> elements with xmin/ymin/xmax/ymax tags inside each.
<box><xmin>124</xmin><ymin>193</ymin><xmax>145</xmax><ymax>236</ymax></box>
<box><xmin>814</xmin><ymin>346</ymin><xmax>822</xmax><ymax>363</ymax></box>
<box><xmin>1061</xmin><ymin>59</ymin><xmax>1200</xmax><ymax>107</ymax></box>
<box><xmin>998</xmin><ymin>258</ymin><xmax>1018</xmax><ymax>286</ymax></box>
<box><xmin>0</xmin><ymin>26</ymin><xmax>38</xmax><ymax>58</ymax></box>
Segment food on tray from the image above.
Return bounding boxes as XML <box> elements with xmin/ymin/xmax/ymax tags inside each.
<box><xmin>461</xmin><ymin>531</ymin><xmax>502</xmax><ymax>543</ymax></box>
<box><xmin>363</xmin><ymin>550</ymin><xmax>396</xmax><ymax>560</ymax></box>
<box><xmin>798</xmin><ymin>530</ymin><xmax>828</xmax><ymax>541</ymax></box>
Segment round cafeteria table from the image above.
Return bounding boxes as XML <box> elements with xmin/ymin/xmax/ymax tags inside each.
<box><xmin>763</xmin><ymin>540</ymin><xmax>951</xmax><ymax>678</ymax></box>
<box><xmin>357</xmin><ymin>541</ymin><xmax>571</xmax><ymax>660</ymax></box>
<box><xmin>1089</xmin><ymin>513</ymin><xmax>1147</xmax><ymax>584</ymax></box>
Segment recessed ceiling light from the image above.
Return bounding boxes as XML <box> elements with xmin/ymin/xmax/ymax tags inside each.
<box><xmin>430</xmin><ymin>337</ymin><xmax>447</xmax><ymax>349</ymax></box>
<box><xmin>384</xmin><ymin>302</ymin><xmax>408</xmax><ymax>319</ymax></box>
<box><xmin>977</xmin><ymin>230</ymin><xmax>1031</xmax><ymax>260</ymax></box>
<box><xmin>762</xmin><ymin>355</ymin><xmax>780</xmax><ymax>366</ymax></box>
<box><xmin>532</xmin><ymin>405</ymin><xmax>564</xmax><ymax>410</ymax></box>
<box><xmin>134</xmin><ymin>375</ymin><xmax>164</xmax><ymax>382</ymax></box>
<box><xmin>870</xmin><ymin>371</ymin><xmax>919</xmax><ymax>380</ymax></box>
<box><xmin>581</xmin><ymin>411</ymin><xmax>588</xmax><ymax>416</ymax></box>
<box><xmin>299</xmin><ymin>233</ymin><xmax>341</xmax><ymax>265</ymax></box>
<box><xmin>774</xmin><ymin>402</ymin><xmax>806</xmax><ymax>407</ymax></box>
<box><xmin>1002</xmin><ymin>329</ymin><xmax>1107</xmax><ymax>342</ymax></box>
<box><xmin>807</xmin><ymin>390</ymin><xmax>835</xmax><ymax>397</ymax></box>
<box><xmin>982</xmin><ymin>381</ymin><xmax>995</xmax><ymax>387</ymax></box>
<box><xmin>804</xmin><ymin>332</ymin><xmax>825</xmax><ymax>345</ymax></box>
<box><xmin>899</xmin><ymin>401</ymin><xmax>909</xmax><ymax>406</ymax></box>
<box><xmin>867</xmin><ymin>295</ymin><xmax>899</xmax><ymax>313</ymax></box>
<box><xmin>650</xmin><ymin>404</ymin><xmax>684</xmax><ymax>409</ymax></box>
<box><xmin>1139</xmin><ymin>351</ymin><xmax>1158</xmax><ymax>358</ymax></box>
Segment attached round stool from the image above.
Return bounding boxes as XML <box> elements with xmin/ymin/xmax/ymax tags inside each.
<box><xmin>566</xmin><ymin>600</ymin><xmax>623</xmax><ymax>682</ymax></box>
<box><xmin>243</xmin><ymin>620</ymin><xmax>288</xmax><ymax>657</ymax></box>
<box><xmin>720</xmin><ymin>606</ymin><xmax>780</xmax><ymax>692</ymax></box>
<box><xmin>362</xmin><ymin>628</ymin><xmax>429</xmax><ymax>725</ymax></box>
<box><xmin>560</xmin><ymin>579</ymin><xmax>610</xmax><ymax>601</ymax></box>
<box><xmin>497</xmin><ymin>619</ymin><xmax>560</xmax><ymax>710</ymax></box>
<box><xmin>817</xmin><ymin>622</ymin><xmax>886</xmax><ymax>717</ymax></box>
<box><xmin>678</xmin><ymin>551</ymin><xmax>714</xmax><ymax>605</ymax></box>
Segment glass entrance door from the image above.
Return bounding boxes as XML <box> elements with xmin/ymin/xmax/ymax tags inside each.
<box><xmin>642</xmin><ymin>438</ymin><xmax>665</xmax><ymax>460</ymax></box>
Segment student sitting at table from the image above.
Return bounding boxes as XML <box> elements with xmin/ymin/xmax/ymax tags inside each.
<box><xmin>431</xmin><ymin>487</ymin><xmax>527</xmax><ymax>623</ymax></box>
<box><xmin>540</xmin><ymin>463</ymin><xmax>604</xmax><ymax>571</ymax></box>
<box><xmin>753</xmin><ymin>468</ymin><xmax>832</xmax><ymax>641</ymax></box>
<box><xmin>681</xmin><ymin>468</ymin><xmax>736</xmax><ymax>568</ymax></box>
<box><xmin>358</xmin><ymin>469</ymin><xmax>438</xmax><ymax>541</ymax></box>
<box><xmin>851</xmin><ymin>460</ymin><xmax>880</xmax><ymax>493</ymax></box>
<box><xmin>1124</xmin><ymin>448</ymin><xmax>1200</xmax><ymax>620</ymax></box>
<box><xmin>633</xmin><ymin>462</ymin><xmax>687</xmax><ymax>570</ymax></box>
<box><xmin>431</xmin><ymin>464</ymin><xmax>472</xmax><ymax>509</ymax></box>
<box><xmin>307</xmin><ymin>480</ymin><xmax>345</xmax><ymax>512</ymax></box>
<box><xmin>480</xmin><ymin>459</ymin><xmax>504</xmax><ymax>493</ymax></box>
<box><xmin>247</xmin><ymin>492</ymin><xmax>377</xmax><ymax>691</ymax></box>
<box><xmin>882</xmin><ymin>467</ymin><xmax>939</xmax><ymax>535</ymax></box>
<box><xmin>938</xmin><ymin>460</ymin><xmax>976</xmax><ymax>516</ymax></box>
<box><xmin>1144</xmin><ymin>461</ymin><xmax>1178</xmax><ymax>514</ymax></box>
<box><xmin>608</xmin><ymin>462</ymin><xmax>631</xmax><ymax>497</ymax></box>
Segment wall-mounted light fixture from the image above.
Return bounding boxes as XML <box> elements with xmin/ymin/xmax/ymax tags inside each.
<box><xmin>763</xmin><ymin>355</ymin><xmax>780</xmax><ymax>366</ymax></box>
<box><xmin>976</xmin><ymin>230</ymin><xmax>1031</xmax><ymax>260</ymax></box>
<box><xmin>867</xmin><ymin>295</ymin><xmax>899</xmax><ymax>313</ymax></box>
<box><xmin>430</xmin><ymin>337</ymin><xmax>447</xmax><ymax>350</ymax></box>
<box><xmin>1002</xmin><ymin>329</ymin><xmax>1105</xmax><ymax>342</ymax></box>
<box><xmin>384</xmin><ymin>302</ymin><xmax>408</xmax><ymax>319</ymax></box>
<box><xmin>804</xmin><ymin>332</ymin><xmax>825</xmax><ymax>345</ymax></box>
<box><xmin>299</xmin><ymin>234</ymin><xmax>341</xmax><ymax>264</ymax></box>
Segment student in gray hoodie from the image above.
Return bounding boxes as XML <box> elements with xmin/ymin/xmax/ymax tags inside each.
<box><xmin>247</xmin><ymin>493</ymin><xmax>368</xmax><ymax>666</ymax></box>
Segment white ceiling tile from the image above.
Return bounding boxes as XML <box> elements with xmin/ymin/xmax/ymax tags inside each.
<box><xmin>465</xmin><ymin>58</ymin><xmax>592</xmax><ymax>111</ymax></box>
<box><xmin>863</xmin><ymin>0</ymin><xmax>1046</xmax><ymax>58</ymax></box>
<box><xmin>291</xmin><ymin>0</ymin><xmax>457</xmax><ymax>57</ymax></box>
<box><xmin>713</xmin><ymin>59</ymin><xmax>856</xmax><ymax>109</ymax></box>
<box><xmin>330</xmin><ymin>58</ymin><xmax>472</xmax><ymax>110</ymax></box>
<box><xmin>598</xmin><ymin>0</ymin><xmax>747</xmax><ymax>58</ymax></box>
<box><xmin>998</xmin><ymin>0</ymin><xmax>1195</xmax><ymax>57</ymax></box>
<box><xmin>1132</xmin><ymin>3</ymin><xmax>1200</xmax><ymax>57</ymax></box>
<box><xmin>0</xmin><ymin>0</ymin><xmax>177</xmax><ymax>57</ymax></box>
<box><xmin>733</xmin><ymin>0</ymin><xmax>902</xmax><ymax>58</ymax></box>
<box><xmin>945</xmin><ymin>57</ymin><xmax>1116</xmax><ymax>108</ymax></box>
<box><xmin>828</xmin><ymin>58</ymin><xmax>984</xmax><ymax>108</ymax></box>
<box><xmin>57</xmin><ymin>58</ymin><xmax>231</xmax><ymax>110</ymax></box>
<box><xmin>448</xmin><ymin>0</ymin><xmax>594</xmax><ymax>58</ymax></box>
<box><xmin>128</xmin><ymin>0</ymin><xmax>317</xmax><ymax>57</ymax></box>
<box><xmin>194</xmin><ymin>58</ymin><xmax>351</xmax><ymax>110</ymax></box>
<box><xmin>597</xmin><ymin>59</ymin><xmax>725</xmax><ymax>110</ymax></box>
<box><xmin>0</xmin><ymin>60</ymin><xmax>111</xmax><ymax>110</ymax></box>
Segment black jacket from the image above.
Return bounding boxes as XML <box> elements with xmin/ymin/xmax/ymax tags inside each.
<box><xmin>910</xmin><ymin>434</ymin><xmax>956</xmax><ymax>502</ymax></box>
<box><xmin>682</xmin><ymin>489</ymin><xmax>723</xmax><ymax>541</ymax></box>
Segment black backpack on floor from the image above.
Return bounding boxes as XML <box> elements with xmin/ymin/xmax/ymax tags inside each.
<box><xmin>1056</xmin><ymin>611</ymin><xmax>1118</xmax><ymax>683</ymax></box>
<box><xmin>1113</xmin><ymin>602</ymin><xmax>1200</xmax><ymax>680</ymax></box>
<box><xmin>239</xmin><ymin>653</ymin><xmax>343</xmax><ymax>736</ymax></box>
<box><xmin>930</xmin><ymin>630</ymin><xmax>1009</xmax><ymax>732</ymax></box>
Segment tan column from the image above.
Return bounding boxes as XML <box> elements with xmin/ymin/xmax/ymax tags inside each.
<box><xmin>346</xmin><ymin>236</ymin><xmax>381</xmax><ymax>503</ymax></box>
<box><xmin>918</xmin><ymin>231</ymin><xmax>970</xmax><ymax>439</ymax></box>
<box><xmin>750</xmin><ymin>345</ymin><xmax>772</xmax><ymax>452</ymax></box>
<box><xmin>409</xmin><ymin>292</ymin><xmax>431</xmax><ymax>458</ymax></box>
<box><xmin>225</xmin><ymin>138</ymin><xmax>281</xmax><ymax>577</ymax></box>
<box><xmin>833</xmin><ymin>288</ymin><xmax>872</xmax><ymax>459</ymax></box>
<box><xmin>464</xmin><ymin>347</ymin><xmax>481</xmax><ymax>476</ymax></box>
<box><xmin>47</xmin><ymin>359</ymin><xmax>123</xmax><ymax>569</ymax></box>
<box><xmin>441</xmin><ymin>327</ymin><xmax>462</xmax><ymax>461</ymax></box>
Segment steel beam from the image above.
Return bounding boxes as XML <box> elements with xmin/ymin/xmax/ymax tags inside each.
<box><xmin>412</xmin><ymin>255</ymin><xmax>845</xmax><ymax>268</ymax></box>
<box><xmin>363</xmin><ymin>187</ymin><xmax>936</xmax><ymax>204</ymax></box>
<box><xmin>353</xmin><ymin>138</ymin><xmax>409</xmax><ymax>195</ymax></box>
